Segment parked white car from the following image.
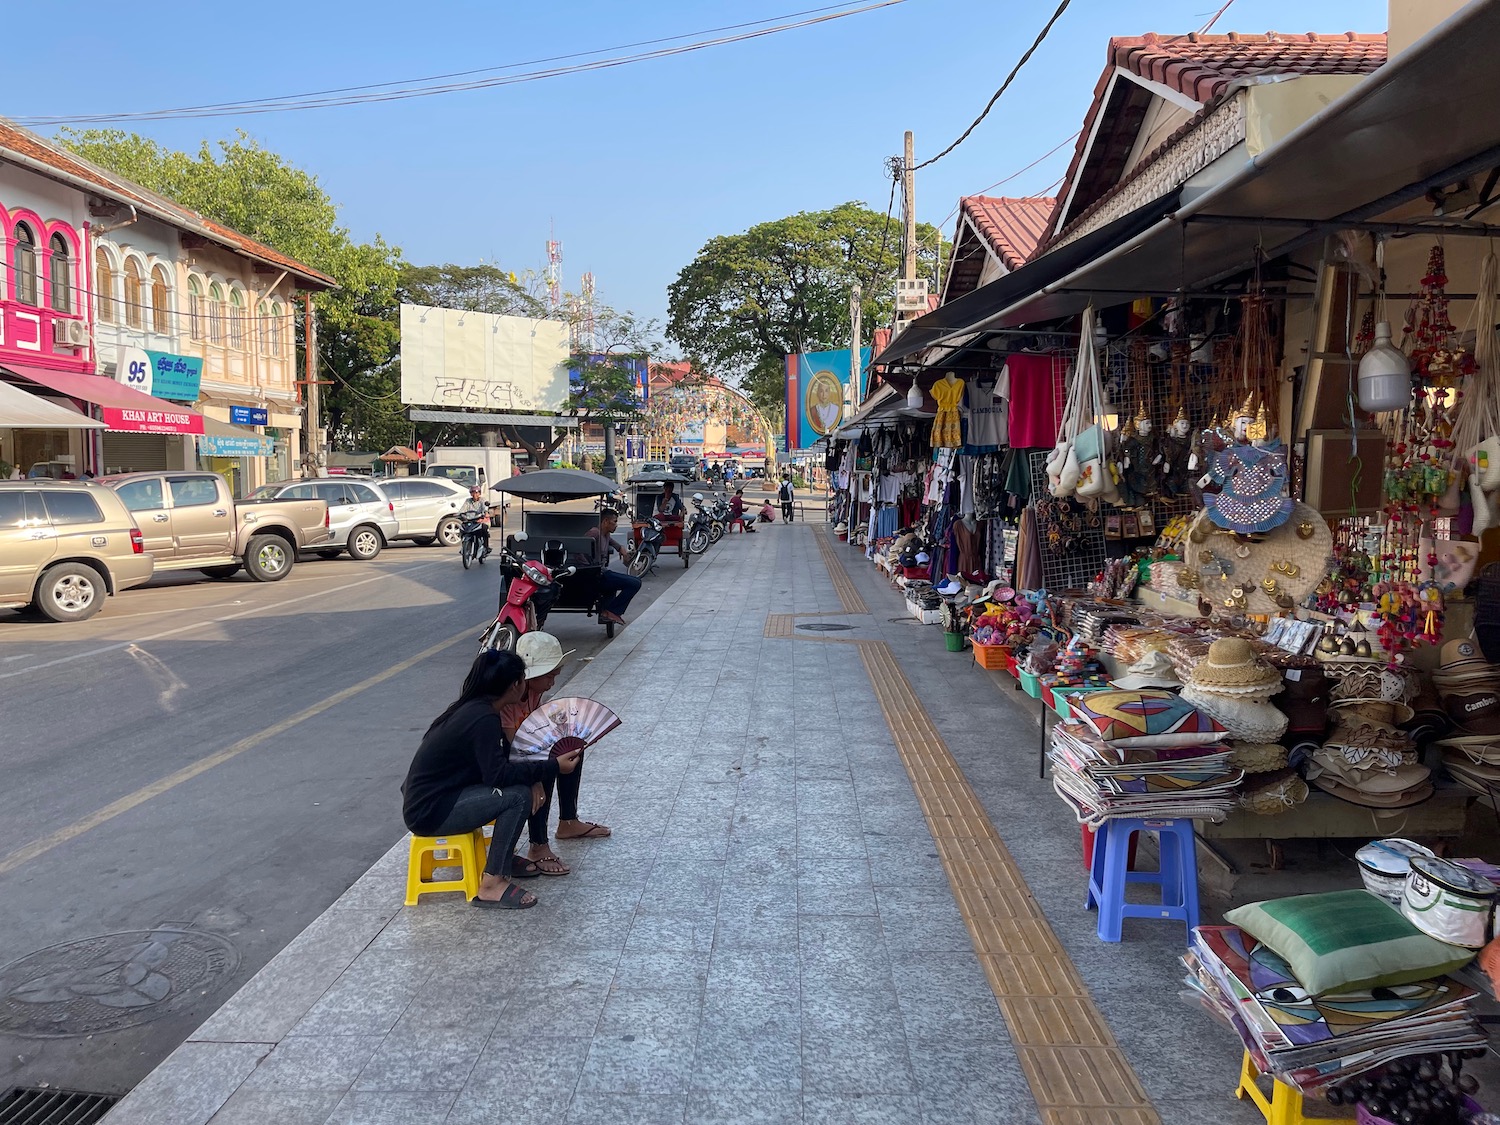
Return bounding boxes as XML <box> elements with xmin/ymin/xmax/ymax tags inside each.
<box><xmin>377</xmin><ymin>476</ymin><xmax>471</xmax><ymax>547</ymax></box>
<box><xmin>251</xmin><ymin>479</ymin><xmax>400</xmax><ymax>561</ymax></box>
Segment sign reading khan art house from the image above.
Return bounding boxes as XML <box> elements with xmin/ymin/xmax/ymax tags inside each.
<box><xmin>100</xmin><ymin>406</ymin><xmax>204</xmax><ymax>435</ymax></box>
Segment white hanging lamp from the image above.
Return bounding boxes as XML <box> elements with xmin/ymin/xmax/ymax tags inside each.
<box><xmin>1359</xmin><ymin>238</ymin><xmax>1412</xmax><ymax>413</ymax></box>
<box><xmin>906</xmin><ymin>379</ymin><xmax>924</xmax><ymax>410</ymax></box>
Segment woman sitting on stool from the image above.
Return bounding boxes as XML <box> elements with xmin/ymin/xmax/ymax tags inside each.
<box><xmin>401</xmin><ymin>649</ymin><xmax>581</xmax><ymax>910</ymax></box>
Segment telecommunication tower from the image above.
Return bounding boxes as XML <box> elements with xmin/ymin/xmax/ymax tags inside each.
<box><xmin>546</xmin><ymin>235</ymin><xmax>562</xmax><ymax>313</ymax></box>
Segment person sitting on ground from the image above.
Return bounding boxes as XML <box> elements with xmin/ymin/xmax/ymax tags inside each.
<box><xmin>499</xmin><ymin>632</ymin><xmax>610</xmax><ymax>879</ymax></box>
<box><xmin>400</xmin><ymin>649</ymin><xmax>581</xmax><ymax>910</ymax></box>
<box><xmin>586</xmin><ymin>507</ymin><xmax>641</xmax><ymax>626</ymax></box>
<box><xmin>728</xmin><ymin>487</ymin><xmax>755</xmax><ymax>532</ymax></box>
<box><xmin>653</xmin><ymin>481</ymin><xmax>685</xmax><ymax>523</ymax></box>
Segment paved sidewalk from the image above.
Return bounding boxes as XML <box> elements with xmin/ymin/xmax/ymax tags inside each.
<box><xmin>103</xmin><ymin>524</ymin><xmax>1252</xmax><ymax>1125</ymax></box>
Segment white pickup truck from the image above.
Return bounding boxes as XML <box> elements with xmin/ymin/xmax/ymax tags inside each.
<box><xmin>99</xmin><ymin>471</ymin><xmax>331</xmax><ymax>582</ymax></box>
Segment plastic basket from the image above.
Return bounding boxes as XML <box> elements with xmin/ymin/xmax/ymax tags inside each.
<box><xmin>973</xmin><ymin>643</ymin><xmax>1009</xmax><ymax>670</ymax></box>
<box><xmin>1019</xmin><ymin>669</ymin><xmax>1041</xmax><ymax>699</ymax></box>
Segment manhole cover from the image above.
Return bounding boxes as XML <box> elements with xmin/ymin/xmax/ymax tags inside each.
<box><xmin>796</xmin><ymin>623</ymin><xmax>855</xmax><ymax>632</ymax></box>
<box><xmin>0</xmin><ymin>928</ymin><xmax>240</xmax><ymax>1038</ymax></box>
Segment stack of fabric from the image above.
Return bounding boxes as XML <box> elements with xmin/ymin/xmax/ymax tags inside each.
<box><xmin>1047</xmin><ymin>689</ymin><xmax>1241</xmax><ymax>826</ymax></box>
<box><xmin>1307</xmin><ymin>700</ymin><xmax>1432</xmax><ymax>809</ymax></box>
<box><xmin>1184</xmin><ymin>890</ymin><xmax>1487</xmax><ymax>1093</ymax></box>
<box><xmin>1180</xmin><ymin>639</ymin><xmax>1290</xmax><ymax>744</ymax></box>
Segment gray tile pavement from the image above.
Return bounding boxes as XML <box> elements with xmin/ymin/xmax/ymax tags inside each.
<box><xmin>102</xmin><ymin>525</ymin><xmax>1247</xmax><ymax>1125</ymax></box>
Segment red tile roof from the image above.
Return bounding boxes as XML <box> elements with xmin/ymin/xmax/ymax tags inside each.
<box><xmin>1046</xmin><ymin>30</ymin><xmax>1387</xmax><ymax>248</ymax></box>
<box><xmin>0</xmin><ymin>117</ymin><xmax>336</xmax><ymax>289</ymax></box>
<box><xmin>961</xmin><ymin>196</ymin><xmax>1055</xmax><ymax>272</ymax></box>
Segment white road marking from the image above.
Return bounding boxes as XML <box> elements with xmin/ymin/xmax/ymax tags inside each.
<box><xmin>0</xmin><ymin>559</ymin><xmax>451</xmax><ymax>681</ymax></box>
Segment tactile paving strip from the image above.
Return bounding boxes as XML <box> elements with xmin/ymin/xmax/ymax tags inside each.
<box><xmin>765</xmin><ymin>614</ymin><xmax>796</xmax><ymax>638</ymax></box>
<box><xmin>803</xmin><ymin>537</ymin><xmax>1158</xmax><ymax>1123</ymax></box>
<box><xmin>814</xmin><ymin>531</ymin><xmax>869</xmax><ymax>615</ymax></box>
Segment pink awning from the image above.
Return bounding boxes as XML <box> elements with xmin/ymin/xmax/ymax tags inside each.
<box><xmin>1</xmin><ymin>363</ymin><xmax>204</xmax><ymax>435</ymax></box>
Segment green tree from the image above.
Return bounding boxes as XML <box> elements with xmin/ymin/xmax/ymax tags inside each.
<box><xmin>399</xmin><ymin>262</ymin><xmax>546</xmax><ymax>320</ymax></box>
<box><xmin>666</xmin><ymin>201</ymin><xmax>946</xmax><ymax>414</ymax></box>
<box><xmin>58</xmin><ymin>128</ymin><xmax>405</xmax><ymax>453</ymax></box>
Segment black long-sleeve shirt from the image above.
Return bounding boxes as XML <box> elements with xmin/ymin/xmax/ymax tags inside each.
<box><xmin>401</xmin><ymin>699</ymin><xmax>558</xmax><ymax>834</ymax></box>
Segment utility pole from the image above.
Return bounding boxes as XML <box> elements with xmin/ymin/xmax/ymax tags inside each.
<box><xmin>302</xmin><ymin>294</ymin><xmax>323</xmax><ymax>478</ymax></box>
<box><xmin>849</xmin><ymin>283</ymin><xmax>862</xmax><ymax>408</ymax></box>
<box><xmin>903</xmin><ymin>130</ymin><xmax>917</xmax><ymax>283</ymax></box>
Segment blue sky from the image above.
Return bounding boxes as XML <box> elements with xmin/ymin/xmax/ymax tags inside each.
<box><xmin>12</xmin><ymin>0</ymin><xmax>1383</xmax><ymax>342</ymax></box>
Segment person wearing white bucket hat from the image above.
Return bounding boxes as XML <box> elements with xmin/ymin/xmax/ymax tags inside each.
<box><xmin>500</xmin><ymin>632</ymin><xmax>610</xmax><ymax>877</ymax></box>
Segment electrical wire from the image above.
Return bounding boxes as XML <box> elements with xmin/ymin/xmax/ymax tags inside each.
<box><xmin>912</xmin><ymin>0</ymin><xmax>1072</xmax><ymax>170</ymax></box>
<box><xmin>1195</xmin><ymin>0</ymin><xmax>1237</xmax><ymax>34</ymax></box>
<box><xmin>17</xmin><ymin>1</ymin><xmax>908</xmax><ymax>126</ymax></box>
<box><xmin>934</xmin><ymin>130</ymin><xmax>1082</xmax><ymax>233</ymax></box>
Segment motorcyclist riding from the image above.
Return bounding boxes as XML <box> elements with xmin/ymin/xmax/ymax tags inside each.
<box><xmin>459</xmin><ymin>485</ymin><xmax>494</xmax><ymax>556</ymax></box>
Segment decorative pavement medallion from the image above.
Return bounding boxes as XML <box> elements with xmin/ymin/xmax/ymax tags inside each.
<box><xmin>0</xmin><ymin>928</ymin><xmax>240</xmax><ymax>1038</ymax></box>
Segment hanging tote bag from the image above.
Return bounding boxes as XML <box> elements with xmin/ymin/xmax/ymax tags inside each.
<box><xmin>1047</xmin><ymin>307</ymin><xmax>1097</xmax><ymax>498</ymax></box>
<box><xmin>1072</xmin><ymin>309</ymin><xmax>1118</xmax><ymax>501</ymax></box>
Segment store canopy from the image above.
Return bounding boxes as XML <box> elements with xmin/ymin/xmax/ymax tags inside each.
<box><xmin>0</xmin><ymin>380</ymin><xmax>106</xmax><ymax>429</ymax></box>
<box><xmin>198</xmin><ymin>415</ymin><xmax>275</xmax><ymax>457</ymax></box>
<box><xmin>871</xmin><ymin>190</ymin><xmax>1183</xmax><ymax>367</ymax></box>
<box><xmin>880</xmin><ymin>1</ymin><xmax>1500</xmax><ymax>352</ymax></box>
<box><xmin>3</xmin><ymin>363</ymin><xmax>204</xmax><ymax>435</ymax></box>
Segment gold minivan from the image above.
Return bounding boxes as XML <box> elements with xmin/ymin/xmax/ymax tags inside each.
<box><xmin>0</xmin><ymin>481</ymin><xmax>155</xmax><ymax>622</ymax></box>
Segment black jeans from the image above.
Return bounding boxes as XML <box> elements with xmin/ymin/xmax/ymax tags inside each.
<box><xmin>528</xmin><ymin>754</ymin><xmax>583</xmax><ymax>845</ymax></box>
<box><xmin>780</xmin><ymin>500</ymin><xmax>793</xmax><ymax>521</ymax></box>
<box><xmin>430</xmin><ymin>785</ymin><xmax>529</xmax><ymax>878</ymax></box>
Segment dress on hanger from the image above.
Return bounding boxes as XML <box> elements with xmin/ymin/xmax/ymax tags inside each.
<box><xmin>931</xmin><ymin>376</ymin><xmax>965</xmax><ymax>448</ymax></box>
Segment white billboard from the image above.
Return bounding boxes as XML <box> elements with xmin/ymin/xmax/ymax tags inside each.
<box><xmin>399</xmin><ymin>304</ymin><xmax>571</xmax><ymax>412</ymax></box>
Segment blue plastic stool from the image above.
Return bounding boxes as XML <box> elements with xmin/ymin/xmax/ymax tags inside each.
<box><xmin>1084</xmin><ymin>817</ymin><xmax>1200</xmax><ymax>944</ymax></box>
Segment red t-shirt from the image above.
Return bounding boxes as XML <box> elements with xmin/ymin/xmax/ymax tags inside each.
<box><xmin>1005</xmin><ymin>354</ymin><xmax>1066</xmax><ymax>449</ymax></box>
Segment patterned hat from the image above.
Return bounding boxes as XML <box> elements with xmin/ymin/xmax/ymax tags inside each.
<box><xmin>1184</xmin><ymin>639</ymin><xmax>1283</xmax><ymax>693</ymax></box>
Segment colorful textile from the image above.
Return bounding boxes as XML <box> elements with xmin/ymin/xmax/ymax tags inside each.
<box><xmin>930</xmin><ymin>376</ymin><xmax>965</xmax><ymax>448</ymax></box>
<box><xmin>1071</xmin><ymin>689</ymin><xmax>1229</xmax><ymax>748</ymax></box>
<box><xmin>1005</xmin><ymin>354</ymin><xmax>1064</xmax><ymax>448</ymax></box>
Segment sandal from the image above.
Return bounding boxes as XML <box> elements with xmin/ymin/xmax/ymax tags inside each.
<box><xmin>555</xmin><ymin>821</ymin><xmax>611</xmax><ymax>840</ymax></box>
<box><xmin>510</xmin><ymin>856</ymin><xmax>543</xmax><ymax>879</ymax></box>
<box><xmin>472</xmin><ymin>883</ymin><xmax>536</xmax><ymax>910</ymax></box>
<box><xmin>529</xmin><ymin>854</ymin><xmax>570</xmax><ymax>876</ymax></box>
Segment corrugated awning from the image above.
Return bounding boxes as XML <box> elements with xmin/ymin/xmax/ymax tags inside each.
<box><xmin>0</xmin><ymin>380</ymin><xmax>106</xmax><ymax>429</ymax></box>
<box><xmin>3</xmin><ymin>363</ymin><xmax>204</xmax><ymax>434</ymax></box>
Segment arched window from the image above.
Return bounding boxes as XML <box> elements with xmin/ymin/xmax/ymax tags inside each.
<box><xmin>208</xmin><ymin>282</ymin><xmax>224</xmax><ymax>344</ymax></box>
<box><xmin>14</xmin><ymin>223</ymin><xmax>38</xmax><ymax>306</ymax></box>
<box><xmin>187</xmin><ymin>276</ymin><xmax>204</xmax><ymax>340</ymax></box>
<box><xmin>151</xmin><ymin>267</ymin><xmax>171</xmax><ymax>335</ymax></box>
<box><xmin>229</xmin><ymin>289</ymin><xmax>245</xmax><ymax>348</ymax></box>
<box><xmin>96</xmin><ymin>252</ymin><xmax>117</xmax><ymax>323</ymax></box>
<box><xmin>124</xmin><ymin>259</ymin><xmax>144</xmax><ymax>329</ymax></box>
<box><xmin>49</xmin><ymin>233</ymin><xmax>72</xmax><ymax>313</ymax></box>
<box><xmin>268</xmin><ymin>301</ymin><xmax>284</xmax><ymax>357</ymax></box>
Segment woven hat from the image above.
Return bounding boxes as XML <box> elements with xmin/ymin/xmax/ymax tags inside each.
<box><xmin>1331</xmin><ymin>698</ymin><xmax>1415</xmax><ymax>727</ymax></box>
<box><xmin>1311</xmin><ymin>774</ymin><xmax>1435</xmax><ymax>809</ymax></box>
<box><xmin>1227</xmin><ymin>741</ymin><xmax>1289</xmax><ymax>774</ymax></box>
<box><xmin>1311</xmin><ymin>752</ymin><xmax>1430</xmax><ymax>795</ymax></box>
<box><xmin>1240</xmin><ymin>768</ymin><xmax>1309</xmax><ymax>815</ymax></box>
<box><xmin>1442</xmin><ymin>751</ymin><xmax>1500</xmax><ymax>786</ymax></box>
<box><xmin>1185</xmin><ymin>638</ymin><xmax>1283</xmax><ymax>693</ymax></box>
<box><xmin>1112</xmin><ymin>651</ymin><xmax>1181</xmax><ymax>691</ymax></box>
<box><xmin>1181</xmin><ymin>686</ymin><xmax>1290</xmax><ymax>743</ymax></box>
<box><xmin>1434</xmin><ymin>735</ymin><xmax>1500</xmax><ymax>766</ymax></box>
<box><xmin>1444</xmin><ymin>690</ymin><xmax>1500</xmax><ymax>735</ymax></box>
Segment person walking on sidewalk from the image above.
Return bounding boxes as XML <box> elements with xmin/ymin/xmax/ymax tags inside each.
<box><xmin>586</xmin><ymin>507</ymin><xmax>640</xmax><ymax>627</ymax></box>
<box><xmin>778</xmin><ymin>475</ymin><xmax>794</xmax><ymax>522</ymax></box>
<box><xmin>500</xmin><ymin>632</ymin><xmax>612</xmax><ymax>879</ymax></box>
<box><xmin>400</xmin><ymin>649</ymin><xmax>582</xmax><ymax>910</ymax></box>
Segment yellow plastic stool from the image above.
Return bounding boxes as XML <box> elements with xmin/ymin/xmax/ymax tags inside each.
<box><xmin>1235</xmin><ymin>1051</ymin><xmax>1353</xmax><ymax>1125</ymax></box>
<box><xmin>404</xmin><ymin>832</ymin><xmax>483</xmax><ymax>905</ymax></box>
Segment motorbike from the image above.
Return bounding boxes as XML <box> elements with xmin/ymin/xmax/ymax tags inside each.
<box><xmin>685</xmin><ymin>495</ymin><xmax>712</xmax><ymax>555</ymax></box>
<box><xmin>458</xmin><ymin>514</ymin><xmax>491</xmax><ymax>569</ymax></box>
<box><xmin>477</xmin><ymin>538</ymin><xmax>575</xmax><ymax>653</ymax></box>
<box><xmin>627</xmin><ymin>517</ymin><xmax>666</xmax><ymax>577</ymax></box>
<box><xmin>705</xmin><ymin>496</ymin><xmax>731</xmax><ymax>543</ymax></box>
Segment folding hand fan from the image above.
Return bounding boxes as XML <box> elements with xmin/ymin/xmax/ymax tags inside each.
<box><xmin>511</xmin><ymin>697</ymin><xmax>622</xmax><ymax>760</ymax></box>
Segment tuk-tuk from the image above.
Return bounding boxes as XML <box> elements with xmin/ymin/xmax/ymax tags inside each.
<box><xmin>624</xmin><ymin>470</ymin><xmax>694</xmax><ymax>574</ymax></box>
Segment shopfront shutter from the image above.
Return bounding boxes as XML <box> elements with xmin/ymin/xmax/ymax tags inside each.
<box><xmin>102</xmin><ymin>433</ymin><xmax>170</xmax><ymax>473</ymax></box>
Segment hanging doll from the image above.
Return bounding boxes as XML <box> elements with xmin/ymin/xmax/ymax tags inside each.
<box><xmin>1117</xmin><ymin>402</ymin><xmax>1160</xmax><ymax>508</ymax></box>
<box><xmin>1160</xmin><ymin>403</ymin><xmax>1193</xmax><ymax>498</ymax></box>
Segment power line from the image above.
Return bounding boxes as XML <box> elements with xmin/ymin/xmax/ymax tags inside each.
<box><xmin>913</xmin><ymin>0</ymin><xmax>1073</xmax><ymax>171</ymax></box>
<box><xmin>934</xmin><ymin>130</ymin><xmax>1082</xmax><ymax>233</ymax></box>
<box><xmin>17</xmin><ymin>1</ymin><xmax>908</xmax><ymax>126</ymax></box>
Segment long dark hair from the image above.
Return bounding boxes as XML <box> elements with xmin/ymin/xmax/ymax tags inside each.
<box><xmin>426</xmin><ymin>648</ymin><xmax>526</xmax><ymax>734</ymax></box>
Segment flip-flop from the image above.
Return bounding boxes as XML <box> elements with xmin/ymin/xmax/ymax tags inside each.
<box><xmin>510</xmin><ymin>856</ymin><xmax>543</xmax><ymax>879</ymax></box>
<box><xmin>530</xmin><ymin>855</ymin><xmax>570</xmax><ymax>876</ymax></box>
<box><xmin>472</xmin><ymin>883</ymin><xmax>536</xmax><ymax>910</ymax></box>
<box><xmin>556</xmin><ymin>822</ymin><xmax>611</xmax><ymax>840</ymax></box>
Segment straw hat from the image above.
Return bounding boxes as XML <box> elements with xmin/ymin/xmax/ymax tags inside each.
<box><xmin>1434</xmin><ymin>735</ymin><xmax>1500</xmax><ymax>766</ymax></box>
<box><xmin>1181</xmin><ymin>686</ymin><xmax>1290</xmax><ymax>743</ymax></box>
<box><xmin>1311</xmin><ymin>774</ymin><xmax>1435</xmax><ymax>809</ymax></box>
<box><xmin>1240</xmin><ymin>768</ymin><xmax>1309</xmax><ymax>815</ymax></box>
<box><xmin>1331</xmin><ymin>698</ymin><xmax>1415</xmax><ymax>727</ymax></box>
<box><xmin>1184</xmin><ymin>638</ymin><xmax>1283</xmax><ymax>693</ymax></box>
<box><xmin>1227</xmin><ymin>741</ymin><xmax>1289</xmax><ymax>774</ymax></box>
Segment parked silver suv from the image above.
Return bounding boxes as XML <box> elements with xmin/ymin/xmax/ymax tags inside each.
<box><xmin>250</xmin><ymin>478</ymin><xmax>400</xmax><ymax>560</ymax></box>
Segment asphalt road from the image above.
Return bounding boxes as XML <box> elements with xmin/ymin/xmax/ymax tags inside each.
<box><xmin>0</xmin><ymin>536</ymin><xmax>688</xmax><ymax>1098</ymax></box>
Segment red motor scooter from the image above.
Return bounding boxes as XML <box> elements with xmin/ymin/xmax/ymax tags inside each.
<box><xmin>477</xmin><ymin>535</ymin><xmax>574</xmax><ymax>654</ymax></box>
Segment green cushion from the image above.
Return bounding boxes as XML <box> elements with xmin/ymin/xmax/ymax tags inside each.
<box><xmin>1224</xmin><ymin>889</ymin><xmax>1474</xmax><ymax>996</ymax></box>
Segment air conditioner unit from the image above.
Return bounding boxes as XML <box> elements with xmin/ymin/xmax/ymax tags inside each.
<box><xmin>52</xmin><ymin>319</ymin><xmax>89</xmax><ymax>347</ymax></box>
<box><xmin>894</xmin><ymin>278</ymin><xmax>929</xmax><ymax>312</ymax></box>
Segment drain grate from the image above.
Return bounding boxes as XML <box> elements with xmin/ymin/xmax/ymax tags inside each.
<box><xmin>1</xmin><ymin>1088</ymin><xmax>118</xmax><ymax>1125</ymax></box>
<box><xmin>795</xmin><ymin>623</ymin><xmax>855</xmax><ymax>632</ymax></box>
